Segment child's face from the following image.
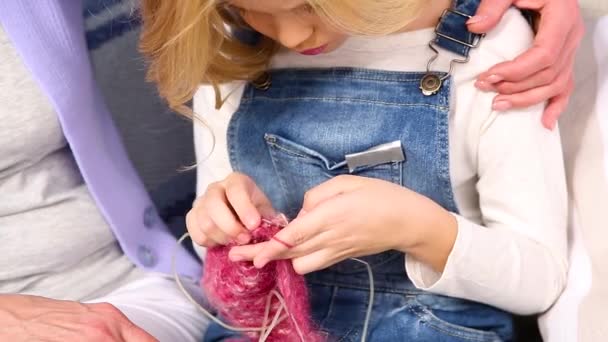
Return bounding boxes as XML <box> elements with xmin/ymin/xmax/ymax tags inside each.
<box><xmin>228</xmin><ymin>0</ymin><xmax>348</xmax><ymax>55</ymax></box>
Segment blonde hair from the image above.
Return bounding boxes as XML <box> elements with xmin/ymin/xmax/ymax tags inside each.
<box><xmin>139</xmin><ymin>0</ymin><xmax>423</xmax><ymax>116</ymax></box>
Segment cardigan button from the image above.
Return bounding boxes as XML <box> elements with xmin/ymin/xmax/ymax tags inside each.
<box><xmin>143</xmin><ymin>205</ymin><xmax>157</xmax><ymax>228</ymax></box>
<box><xmin>137</xmin><ymin>245</ymin><xmax>157</xmax><ymax>268</ymax></box>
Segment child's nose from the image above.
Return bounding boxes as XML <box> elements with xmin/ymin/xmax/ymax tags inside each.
<box><xmin>274</xmin><ymin>17</ymin><xmax>314</xmax><ymax>50</ymax></box>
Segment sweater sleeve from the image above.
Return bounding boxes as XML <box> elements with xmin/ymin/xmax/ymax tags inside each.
<box><xmin>406</xmin><ymin>104</ymin><xmax>568</xmax><ymax>315</ymax></box>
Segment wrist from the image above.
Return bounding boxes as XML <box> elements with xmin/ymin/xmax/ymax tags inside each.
<box><xmin>397</xmin><ymin>199</ymin><xmax>458</xmax><ymax>273</ymax></box>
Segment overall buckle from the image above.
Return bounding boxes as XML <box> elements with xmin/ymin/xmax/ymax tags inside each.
<box><xmin>420</xmin><ymin>4</ymin><xmax>484</xmax><ymax>96</ymax></box>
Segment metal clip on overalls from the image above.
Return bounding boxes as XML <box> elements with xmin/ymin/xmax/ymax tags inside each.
<box><xmin>420</xmin><ymin>5</ymin><xmax>485</xmax><ymax>95</ymax></box>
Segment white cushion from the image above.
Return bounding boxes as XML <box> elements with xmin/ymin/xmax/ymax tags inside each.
<box><xmin>539</xmin><ymin>14</ymin><xmax>608</xmax><ymax>342</ymax></box>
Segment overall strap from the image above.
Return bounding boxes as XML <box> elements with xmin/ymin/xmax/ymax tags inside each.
<box><xmin>434</xmin><ymin>0</ymin><xmax>484</xmax><ymax>57</ymax></box>
<box><xmin>420</xmin><ymin>0</ymin><xmax>483</xmax><ymax>96</ymax></box>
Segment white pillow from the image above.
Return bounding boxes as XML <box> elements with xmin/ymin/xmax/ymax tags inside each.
<box><xmin>539</xmin><ymin>14</ymin><xmax>608</xmax><ymax>342</ymax></box>
<box><xmin>579</xmin><ymin>0</ymin><xmax>608</xmax><ymax>15</ymax></box>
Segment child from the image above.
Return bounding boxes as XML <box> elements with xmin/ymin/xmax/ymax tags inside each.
<box><xmin>140</xmin><ymin>0</ymin><xmax>568</xmax><ymax>340</ymax></box>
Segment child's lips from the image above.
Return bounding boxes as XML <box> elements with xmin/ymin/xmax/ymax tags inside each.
<box><xmin>299</xmin><ymin>44</ymin><xmax>328</xmax><ymax>55</ymax></box>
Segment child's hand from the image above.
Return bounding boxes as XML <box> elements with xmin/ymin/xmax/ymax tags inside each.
<box><xmin>229</xmin><ymin>175</ymin><xmax>457</xmax><ymax>275</ymax></box>
<box><xmin>186</xmin><ymin>172</ymin><xmax>275</xmax><ymax>247</ymax></box>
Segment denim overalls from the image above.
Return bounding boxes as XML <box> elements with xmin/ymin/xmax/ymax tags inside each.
<box><xmin>204</xmin><ymin>0</ymin><xmax>514</xmax><ymax>340</ymax></box>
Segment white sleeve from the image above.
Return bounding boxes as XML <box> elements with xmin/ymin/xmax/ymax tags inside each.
<box><xmin>192</xmin><ymin>82</ymin><xmax>245</xmax><ymax>260</ymax></box>
<box><xmin>193</xmin><ymin>83</ymin><xmax>245</xmax><ymax>197</ymax></box>
<box><xmin>406</xmin><ymin>104</ymin><xmax>568</xmax><ymax>315</ymax></box>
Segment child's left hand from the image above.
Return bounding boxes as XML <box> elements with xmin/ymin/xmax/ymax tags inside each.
<box><xmin>228</xmin><ymin>175</ymin><xmax>457</xmax><ymax>275</ymax></box>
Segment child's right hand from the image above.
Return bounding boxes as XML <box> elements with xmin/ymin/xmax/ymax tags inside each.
<box><xmin>186</xmin><ymin>172</ymin><xmax>275</xmax><ymax>248</ymax></box>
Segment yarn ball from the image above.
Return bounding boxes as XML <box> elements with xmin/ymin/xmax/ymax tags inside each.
<box><xmin>202</xmin><ymin>218</ymin><xmax>325</xmax><ymax>342</ymax></box>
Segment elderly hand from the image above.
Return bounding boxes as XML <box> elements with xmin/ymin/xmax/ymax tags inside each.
<box><xmin>0</xmin><ymin>295</ymin><xmax>156</xmax><ymax>342</ymax></box>
<box><xmin>469</xmin><ymin>0</ymin><xmax>584</xmax><ymax>129</ymax></box>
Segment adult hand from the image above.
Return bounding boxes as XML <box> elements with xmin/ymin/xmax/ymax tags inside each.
<box><xmin>0</xmin><ymin>294</ymin><xmax>156</xmax><ymax>342</ymax></box>
<box><xmin>468</xmin><ymin>0</ymin><xmax>584</xmax><ymax>129</ymax></box>
<box><xmin>186</xmin><ymin>172</ymin><xmax>276</xmax><ymax>247</ymax></box>
<box><xmin>229</xmin><ymin>175</ymin><xmax>457</xmax><ymax>275</ymax></box>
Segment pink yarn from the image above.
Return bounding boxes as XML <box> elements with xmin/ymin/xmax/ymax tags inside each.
<box><xmin>202</xmin><ymin>219</ymin><xmax>325</xmax><ymax>342</ymax></box>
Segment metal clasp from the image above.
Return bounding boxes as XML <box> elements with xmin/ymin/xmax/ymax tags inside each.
<box><xmin>420</xmin><ymin>8</ymin><xmax>485</xmax><ymax>96</ymax></box>
<box><xmin>252</xmin><ymin>72</ymin><xmax>271</xmax><ymax>90</ymax></box>
<box><xmin>434</xmin><ymin>9</ymin><xmax>483</xmax><ymax>49</ymax></box>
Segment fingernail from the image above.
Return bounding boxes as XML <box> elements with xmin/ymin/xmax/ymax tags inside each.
<box><xmin>474</xmin><ymin>80</ymin><xmax>494</xmax><ymax>92</ymax></box>
<box><xmin>549</xmin><ymin>121</ymin><xmax>557</xmax><ymax>131</ymax></box>
<box><xmin>236</xmin><ymin>233</ymin><xmax>250</xmax><ymax>245</ymax></box>
<box><xmin>542</xmin><ymin>117</ymin><xmax>553</xmax><ymax>130</ymax></box>
<box><xmin>230</xmin><ymin>254</ymin><xmax>245</xmax><ymax>262</ymax></box>
<box><xmin>254</xmin><ymin>258</ymin><xmax>269</xmax><ymax>269</ymax></box>
<box><xmin>493</xmin><ymin>100</ymin><xmax>512</xmax><ymax>111</ymax></box>
<box><xmin>247</xmin><ymin>217</ymin><xmax>259</xmax><ymax>229</ymax></box>
<box><xmin>486</xmin><ymin>74</ymin><xmax>504</xmax><ymax>84</ymax></box>
<box><xmin>467</xmin><ymin>15</ymin><xmax>487</xmax><ymax>25</ymax></box>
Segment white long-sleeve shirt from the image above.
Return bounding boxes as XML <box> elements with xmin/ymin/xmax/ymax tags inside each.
<box><xmin>193</xmin><ymin>9</ymin><xmax>568</xmax><ymax>315</ymax></box>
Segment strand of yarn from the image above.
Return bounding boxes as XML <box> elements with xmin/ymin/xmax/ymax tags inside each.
<box><xmin>172</xmin><ymin>233</ymin><xmax>283</xmax><ymax>335</ymax></box>
<box><xmin>172</xmin><ymin>229</ymin><xmax>375</xmax><ymax>342</ymax></box>
<box><xmin>202</xmin><ymin>218</ymin><xmax>323</xmax><ymax>342</ymax></box>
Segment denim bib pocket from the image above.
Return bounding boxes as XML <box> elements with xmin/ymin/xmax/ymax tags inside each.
<box><xmin>265</xmin><ymin>133</ymin><xmax>403</xmax><ymax>214</ymax></box>
<box><xmin>404</xmin><ymin>294</ymin><xmax>511</xmax><ymax>342</ymax></box>
<box><xmin>264</xmin><ymin>133</ymin><xmax>404</xmax><ymax>273</ymax></box>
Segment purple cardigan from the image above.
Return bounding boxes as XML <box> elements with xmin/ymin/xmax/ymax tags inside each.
<box><xmin>0</xmin><ymin>1</ymin><xmax>201</xmax><ymax>280</ymax></box>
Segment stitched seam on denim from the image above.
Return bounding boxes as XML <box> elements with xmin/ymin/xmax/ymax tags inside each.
<box><xmin>268</xmin><ymin>68</ymin><xmax>446</xmax><ymax>81</ymax></box>
<box><xmin>412</xmin><ymin>306</ymin><xmax>499</xmax><ymax>341</ymax></box>
<box><xmin>267</xmin><ymin>142</ymin><xmax>319</xmax><ymax>162</ymax></box>
<box><xmin>336</xmin><ymin>325</ymin><xmax>358</xmax><ymax>342</ymax></box>
<box><xmin>276</xmin><ymin>75</ymin><xmax>424</xmax><ymax>82</ymax></box>
<box><xmin>435</xmin><ymin>80</ymin><xmax>459</xmax><ymax>212</ymax></box>
<box><xmin>439</xmin><ymin>105</ymin><xmax>452</xmax><ymax>205</ymax></box>
<box><xmin>398</xmin><ymin>160</ymin><xmax>404</xmax><ymax>186</ymax></box>
<box><xmin>227</xmin><ymin>86</ymin><xmax>253</xmax><ymax>172</ymax></box>
<box><xmin>242</xmin><ymin>97</ymin><xmax>449</xmax><ymax>111</ymax></box>
<box><xmin>268</xmin><ymin>140</ymin><xmax>403</xmax><ymax>176</ymax></box>
<box><xmin>391</xmin><ymin>161</ymin><xmax>401</xmax><ymax>185</ymax></box>
<box><xmin>317</xmin><ymin>286</ymin><xmax>339</xmax><ymax>333</ymax></box>
<box><xmin>333</xmin><ymin>287</ymin><xmax>369</xmax><ymax>342</ymax></box>
<box><xmin>272</xmin><ymin>76</ymin><xmax>423</xmax><ymax>83</ymax></box>
<box><xmin>306</xmin><ymin>280</ymin><xmax>424</xmax><ymax>295</ymax></box>
<box><xmin>266</xmin><ymin>147</ymin><xmax>293</xmax><ymax>216</ymax></box>
<box><xmin>439</xmin><ymin>82</ymin><xmax>458</xmax><ymax>213</ymax></box>
<box><xmin>276</xmin><ymin>68</ymin><xmax>429</xmax><ymax>76</ymax></box>
<box><xmin>332</xmin><ymin>252</ymin><xmax>404</xmax><ymax>274</ymax></box>
<box><xmin>409</xmin><ymin>305</ymin><xmax>501</xmax><ymax>342</ymax></box>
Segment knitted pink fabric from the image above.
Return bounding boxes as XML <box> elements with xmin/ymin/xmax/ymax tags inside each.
<box><xmin>202</xmin><ymin>219</ymin><xmax>324</xmax><ymax>342</ymax></box>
